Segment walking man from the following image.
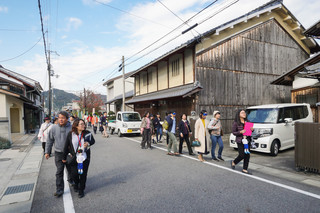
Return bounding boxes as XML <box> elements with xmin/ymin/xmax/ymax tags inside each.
<box><xmin>101</xmin><ymin>112</ymin><xmax>109</xmax><ymax>137</ymax></box>
<box><xmin>45</xmin><ymin>111</ymin><xmax>73</xmax><ymax>197</ymax></box>
<box><xmin>166</xmin><ymin>111</ymin><xmax>179</xmax><ymax>156</ymax></box>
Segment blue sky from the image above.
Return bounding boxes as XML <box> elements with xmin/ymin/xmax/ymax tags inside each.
<box><xmin>0</xmin><ymin>0</ymin><xmax>319</xmax><ymax>94</ymax></box>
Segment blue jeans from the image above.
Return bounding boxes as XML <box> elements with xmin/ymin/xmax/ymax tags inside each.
<box><xmin>156</xmin><ymin>127</ymin><xmax>163</xmax><ymax>142</ymax></box>
<box><xmin>210</xmin><ymin>135</ymin><xmax>224</xmax><ymax>159</ymax></box>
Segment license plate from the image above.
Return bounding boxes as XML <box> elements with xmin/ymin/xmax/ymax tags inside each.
<box><xmin>127</xmin><ymin>129</ymin><xmax>132</xmax><ymax>133</ymax></box>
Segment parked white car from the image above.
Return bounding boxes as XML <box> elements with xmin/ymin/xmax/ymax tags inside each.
<box><xmin>229</xmin><ymin>103</ymin><xmax>313</xmax><ymax>156</ymax></box>
<box><xmin>109</xmin><ymin>111</ymin><xmax>142</xmax><ymax>137</ymax></box>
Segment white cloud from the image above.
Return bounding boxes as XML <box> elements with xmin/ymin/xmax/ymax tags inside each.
<box><xmin>65</xmin><ymin>17</ymin><xmax>82</xmax><ymax>31</ymax></box>
<box><xmin>0</xmin><ymin>6</ymin><xmax>8</xmax><ymax>13</ymax></box>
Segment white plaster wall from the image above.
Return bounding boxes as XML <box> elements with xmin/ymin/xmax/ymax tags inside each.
<box><xmin>6</xmin><ymin>95</ymin><xmax>24</xmax><ymax>134</ymax></box>
<box><xmin>113</xmin><ymin>77</ymin><xmax>134</xmax><ymax>97</ymax></box>
<box><xmin>292</xmin><ymin>76</ymin><xmax>319</xmax><ymax>90</ymax></box>
<box><xmin>0</xmin><ymin>93</ymin><xmax>7</xmax><ymax>117</ymax></box>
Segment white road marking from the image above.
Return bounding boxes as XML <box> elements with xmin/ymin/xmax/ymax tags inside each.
<box><xmin>63</xmin><ymin>169</ymin><xmax>75</xmax><ymax>213</ymax></box>
<box><xmin>125</xmin><ymin>137</ymin><xmax>320</xmax><ymax>200</ymax></box>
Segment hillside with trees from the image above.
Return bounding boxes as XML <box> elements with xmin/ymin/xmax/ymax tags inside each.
<box><xmin>43</xmin><ymin>88</ymin><xmax>80</xmax><ymax>111</ymax></box>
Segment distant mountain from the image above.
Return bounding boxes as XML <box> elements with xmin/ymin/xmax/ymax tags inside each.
<box><xmin>43</xmin><ymin>88</ymin><xmax>80</xmax><ymax>111</ymax></box>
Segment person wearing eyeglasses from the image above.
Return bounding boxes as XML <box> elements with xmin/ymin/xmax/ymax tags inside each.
<box><xmin>194</xmin><ymin>110</ymin><xmax>211</xmax><ymax>162</ymax></box>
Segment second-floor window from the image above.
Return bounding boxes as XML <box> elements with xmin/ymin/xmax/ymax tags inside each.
<box><xmin>171</xmin><ymin>58</ymin><xmax>180</xmax><ymax>77</ymax></box>
<box><xmin>143</xmin><ymin>74</ymin><xmax>147</xmax><ymax>86</ymax></box>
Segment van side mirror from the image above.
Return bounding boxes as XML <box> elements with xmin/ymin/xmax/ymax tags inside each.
<box><xmin>284</xmin><ymin>118</ymin><xmax>293</xmax><ymax>125</ymax></box>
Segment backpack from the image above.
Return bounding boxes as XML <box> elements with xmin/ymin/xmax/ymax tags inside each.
<box><xmin>162</xmin><ymin>119</ymin><xmax>169</xmax><ymax>130</ymax></box>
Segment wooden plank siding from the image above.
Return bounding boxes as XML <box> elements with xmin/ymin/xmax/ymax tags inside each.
<box><xmin>195</xmin><ymin>19</ymin><xmax>309</xmax><ymax>133</ymax></box>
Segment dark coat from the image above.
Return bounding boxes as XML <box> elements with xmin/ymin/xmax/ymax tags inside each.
<box><xmin>232</xmin><ymin>121</ymin><xmax>244</xmax><ymax>143</ymax></box>
<box><xmin>178</xmin><ymin>120</ymin><xmax>191</xmax><ymax>135</ymax></box>
<box><xmin>166</xmin><ymin>115</ymin><xmax>176</xmax><ymax>132</ymax></box>
<box><xmin>153</xmin><ymin>117</ymin><xmax>162</xmax><ymax>129</ymax></box>
<box><xmin>63</xmin><ymin>130</ymin><xmax>95</xmax><ymax>161</ymax></box>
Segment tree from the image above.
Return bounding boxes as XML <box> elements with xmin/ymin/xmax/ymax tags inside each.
<box><xmin>79</xmin><ymin>89</ymin><xmax>104</xmax><ymax>114</ymax></box>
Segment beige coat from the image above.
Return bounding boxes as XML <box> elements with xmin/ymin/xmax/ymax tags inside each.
<box><xmin>194</xmin><ymin>118</ymin><xmax>211</xmax><ymax>153</ymax></box>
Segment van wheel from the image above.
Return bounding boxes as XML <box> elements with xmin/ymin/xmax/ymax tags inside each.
<box><xmin>111</xmin><ymin>129</ymin><xmax>114</xmax><ymax>135</ymax></box>
<box><xmin>270</xmin><ymin>140</ymin><xmax>280</xmax><ymax>156</ymax></box>
<box><xmin>117</xmin><ymin>130</ymin><xmax>122</xmax><ymax>137</ymax></box>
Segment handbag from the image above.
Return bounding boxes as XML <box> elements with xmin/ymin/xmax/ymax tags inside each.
<box><xmin>192</xmin><ymin>140</ymin><xmax>201</xmax><ymax>147</ymax></box>
<box><xmin>66</xmin><ymin>154</ymin><xmax>77</xmax><ymax>165</ymax></box>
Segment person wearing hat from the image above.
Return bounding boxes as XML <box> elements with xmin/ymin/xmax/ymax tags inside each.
<box><xmin>208</xmin><ymin>111</ymin><xmax>224</xmax><ymax>161</ymax></box>
<box><xmin>38</xmin><ymin>117</ymin><xmax>52</xmax><ymax>153</ymax></box>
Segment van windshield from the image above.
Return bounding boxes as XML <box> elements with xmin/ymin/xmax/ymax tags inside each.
<box><xmin>122</xmin><ymin>113</ymin><xmax>141</xmax><ymax>122</ymax></box>
<box><xmin>246</xmin><ymin>108</ymin><xmax>279</xmax><ymax>124</ymax></box>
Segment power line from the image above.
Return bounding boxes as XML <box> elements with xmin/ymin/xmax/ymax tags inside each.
<box><xmin>98</xmin><ymin>0</ymin><xmax>237</xmax><ymax>90</ymax></box>
<box><xmin>0</xmin><ymin>37</ymin><xmax>42</xmax><ymax>62</ymax></box>
<box><xmin>126</xmin><ymin>0</ymin><xmax>239</xmax><ymax>67</ymax></box>
<box><xmin>156</xmin><ymin>0</ymin><xmax>200</xmax><ymax>35</ymax></box>
<box><xmin>93</xmin><ymin>0</ymin><xmax>171</xmax><ymax>29</ymax></box>
<box><xmin>124</xmin><ymin>0</ymin><xmax>219</xmax><ymax>63</ymax></box>
<box><xmin>97</xmin><ymin>0</ymin><xmax>219</xmax><ymax>88</ymax></box>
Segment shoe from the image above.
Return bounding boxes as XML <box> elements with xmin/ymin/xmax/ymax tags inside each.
<box><xmin>242</xmin><ymin>170</ymin><xmax>252</xmax><ymax>175</ymax></box>
<box><xmin>218</xmin><ymin>157</ymin><xmax>225</xmax><ymax>161</ymax></box>
<box><xmin>54</xmin><ymin>191</ymin><xmax>63</xmax><ymax>197</ymax></box>
<box><xmin>68</xmin><ymin>180</ymin><xmax>75</xmax><ymax>187</ymax></box>
<box><xmin>141</xmin><ymin>146</ymin><xmax>146</xmax><ymax>149</ymax></box>
<box><xmin>78</xmin><ymin>190</ymin><xmax>85</xmax><ymax>198</ymax></box>
<box><xmin>230</xmin><ymin>161</ymin><xmax>235</xmax><ymax>170</ymax></box>
<box><xmin>189</xmin><ymin>153</ymin><xmax>195</xmax><ymax>156</ymax></box>
<box><xmin>212</xmin><ymin>157</ymin><xmax>219</xmax><ymax>162</ymax></box>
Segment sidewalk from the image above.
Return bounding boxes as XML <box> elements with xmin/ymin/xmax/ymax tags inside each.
<box><xmin>0</xmin><ymin>134</ymin><xmax>43</xmax><ymax>213</ymax></box>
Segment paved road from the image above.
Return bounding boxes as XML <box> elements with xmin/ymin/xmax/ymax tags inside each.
<box><xmin>31</xmin><ymin>133</ymin><xmax>320</xmax><ymax>213</ymax></box>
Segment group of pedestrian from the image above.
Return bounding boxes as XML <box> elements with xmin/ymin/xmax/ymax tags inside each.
<box><xmin>140</xmin><ymin>109</ymin><xmax>253</xmax><ymax>175</ymax></box>
<box><xmin>42</xmin><ymin>111</ymin><xmax>96</xmax><ymax>199</ymax></box>
<box><xmin>83</xmin><ymin>112</ymin><xmax>109</xmax><ymax>137</ymax></box>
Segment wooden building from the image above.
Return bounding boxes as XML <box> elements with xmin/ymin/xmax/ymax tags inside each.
<box><xmin>127</xmin><ymin>0</ymin><xmax>319</xmax><ymax>132</ymax></box>
<box><xmin>271</xmin><ymin>19</ymin><xmax>320</xmax><ymax>123</ymax></box>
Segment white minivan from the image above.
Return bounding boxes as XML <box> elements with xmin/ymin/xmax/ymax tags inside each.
<box><xmin>229</xmin><ymin>103</ymin><xmax>313</xmax><ymax>156</ymax></box>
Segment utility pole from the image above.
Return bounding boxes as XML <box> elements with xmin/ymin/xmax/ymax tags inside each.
<box><xmin>47</xmin><ymin>50</ymin><xmax>52</xmax><ymax>118</ymax></box>
<box><xmin>51</xmin><ymin>86</ymin><xmax>54</xmax><ymax>115</ymax></box>
<box><xmin>122</xmin><ymin>56</ymin><xmax>125</xmax><ymax>111</ymax></box>
<box><xmin>118</xmin><ymin>56</ymin><xmax>125</xmax><ymax>111</ymax></box>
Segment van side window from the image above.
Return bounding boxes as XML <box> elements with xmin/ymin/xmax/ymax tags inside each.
<box><xmin>278</xmin><ymin>108</ymin><xmax>285</xmax><ymax>123</ymax></box>
<box><xmin>281</xmin><ymin>106</ymin><xmax>308</xmax><ymax>121</ymax></box>
<box><xmin>118</xmin><ymin>114</ymin><xmax>122</xmax><ymax>121</ymax></box>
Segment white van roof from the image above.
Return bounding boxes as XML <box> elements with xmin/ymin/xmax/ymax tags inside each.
<box><xmin>248</xmin><ymin>103</ymin><xmax>310</xmax><ymax>109</ymax></box>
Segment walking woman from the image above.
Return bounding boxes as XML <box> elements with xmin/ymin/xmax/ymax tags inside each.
<box><xmin>38</xmin><ymin>117</ymin><xmax>52</xmax><ymax>153</ymax></box>
<box><xmin>63</xmin><ymin>119</ymin><xmax>95</xmax><ymax>198</ymax></box>
<box><xmin>153</xmin><ymin>113</ymin><xmax>163</xmax><ymax>143</ymax></box>
<box><xmin>230</xmin><ymin>109</ymin><xmax>253</xmax><ymax>175</ymax></box>
<box><xmin>208</xmin><ymin>111</ymin><xmax>224</xmax><ymax>161</ymax></box>
<box><xmin>194</xmin><ymin>110</ymin><xmax>211</xmax><ymax>162</ymax></box>
<box><xmin>140</xmin><ymin>111</ymin><xmax>153</xmax><ymax>149</ymax></box>
<box><xmin>178</xmin><ymin>113</ymin><xmax>194</xmax><ymax>155</ymax></box>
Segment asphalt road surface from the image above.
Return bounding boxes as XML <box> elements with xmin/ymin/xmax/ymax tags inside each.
<box><xmin>31</xmin><ymin>133</ymin><xmax>320</xmax><ymax>213</ymax></box>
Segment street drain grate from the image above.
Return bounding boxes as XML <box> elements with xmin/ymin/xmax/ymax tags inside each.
<box><xmin>3</xmin><ymin>183</ymin><xmax>34</xmax><ymax>195</ymax></box>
